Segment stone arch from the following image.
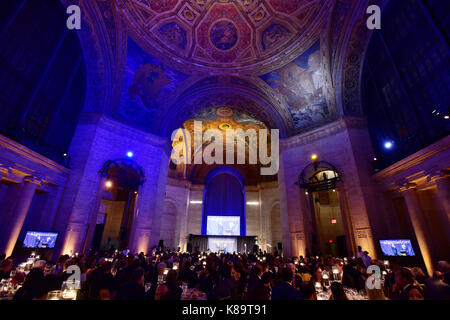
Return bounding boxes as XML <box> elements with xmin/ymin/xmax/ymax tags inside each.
<box><xmin>59</xmin><ymin>0</ymin><xmax>127</xmax><ymax>114</ymax></box>
<box><xmin>337</xmin><ymin>0</ymin><xmax>389</xmax><ymax>116</ymax></box>
<box><xmin>155</xmin><ymin>76</ymin><xmax>294</xmax><ymax>138</ymax></box>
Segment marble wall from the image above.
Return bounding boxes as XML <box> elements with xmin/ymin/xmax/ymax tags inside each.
<box><xmin>57</xmin><ymin>114</ymin><xmax>170</xmax><ymax>256</ymax></box>
<box><xmin>278</xmin><ymin>117</ymin><xmax>381</xmax><ymax>258</ymax></box>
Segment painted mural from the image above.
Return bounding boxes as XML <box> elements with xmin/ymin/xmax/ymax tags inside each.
<box><xmin>262</xmin><ymin>24</ymin><xmax>291</xmax><ymax>51</ymax></box>
<box><xmin>116</xmin><ymin>38</ymin><xmax>189</xmax><ymax>129</ymax></box>
<box><xmin>119</xmin><ymin>0</ymin><xmax>329</xmax><ymax>71</ymax></box>
<box><xmin>157</xmin><ymin>22</ymin><xmax>187</xmax><ymax>50</ymax></box>
<box><xmin>261</xmin><ymin>41</ymin><xmax>329</xmax><ymax>131</ymax></box>
<box><xmin>210</xmin><ymin>20</ymin><xmax>239</xmax><ymax>50</ymax></box>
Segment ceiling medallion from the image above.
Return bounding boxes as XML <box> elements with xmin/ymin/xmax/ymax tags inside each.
<box><xmin>210</xmin><ymin>20</ymin><xmax>239</xmax><ymax>51</ymax></box>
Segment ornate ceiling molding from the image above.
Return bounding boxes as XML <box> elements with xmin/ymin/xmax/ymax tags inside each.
<box><xmin>114</xmin><ymin>0</ymin><xmax>334</xmax><ymax>75</ymax></box>
<box><xmin>155</xmin><ymin>76</ymin><xmax>294</xmax><ymax>137</ymax></box>
<box><xmin>61</xmin><ymin>0</ymin><xmax>128</xmax><ymax>114</ymax></box>
<box><xmin>337</xmin><ymin>0</ymin><xmax>388</xmax><ymax>116</ymax></box>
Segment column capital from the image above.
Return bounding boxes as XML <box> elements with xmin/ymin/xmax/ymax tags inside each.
<box><xmin>426</xmin><ymin>168</ymin><xmax>450</xmax><ymax>183</ymax></box>
<box><xmin>23</xmin><ymin>175</ymin><xmax>42</xmax><ymax>186</ymax></box>
<box><xmin>0</xmin><ymin>165</ymin><xmax>9</xmax><ymax>177</ymax></box>
<box><xmin>398</xmin><ymin>181</ymin><xmax>418</xmax><ymax>193</ymax></box>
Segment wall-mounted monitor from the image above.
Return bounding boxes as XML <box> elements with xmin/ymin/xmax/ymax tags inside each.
<box><xmin>207</xmin><ymin>216</ymin><xmax>240</xmax><ymax>236</ymax></box>
<box><xmin>379</xmin><ymin>239</ymin><xmax>415</xmax><ymax>257</ymax></box>
<box><xmin>23</xmin><ymin>231</ymin><xmax>58</xmax><ymax>249</ymax></box>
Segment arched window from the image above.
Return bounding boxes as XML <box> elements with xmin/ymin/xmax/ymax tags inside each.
<box><xmin>202</xmin><ymin>168</ymin><xmax>246</xmax><ymax>236</ymax></box>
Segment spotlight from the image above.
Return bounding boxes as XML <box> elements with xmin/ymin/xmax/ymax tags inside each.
<box><xmin>383</xmin><ymin>141</ymin><xmax>394</xmax><ymax>150</ymax></box>
<box><xmin>105</xmin><ymin>180</ymin><xmax>113</xmax><ymax>188</ymax></box>
<box><xmin>126</xmin><ymin>151</ymin><xmax>134</xmax><ymax>158</ymax></box>
<box><xmin>373</xmin><ymin>157</ymin><xmax>377</xmax><ymax>161</ymax></box>
<box><xmin>63</xmin><ymin>153</ymin><xmax>68</xmax><ymax>157</ymax></box>
<box><xmin>445</xmin><ymin>115</ymin><xmax>449</xmax><ymax>120</ymax></box>
<box><xmin>311</xmin><ymin>154</ymin><xmax>318</xmax><ymax>160</ymax></box>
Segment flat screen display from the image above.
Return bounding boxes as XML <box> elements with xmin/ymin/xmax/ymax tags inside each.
<box><xmin>207</xmin><ymin>216</ymin><xmax>240</xmax><ymax>236</ymax></box>
<box><xmin>23</xmin><ymin>231</ymin><xmax>58</xmax><ymax>249</ymax></box>
<box><xmin>379</xmin><ymin>239</ymin><xmax>415</xmax><ymax>257</ymax></box>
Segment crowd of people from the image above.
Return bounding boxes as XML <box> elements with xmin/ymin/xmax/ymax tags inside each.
<box><xmin>1</xmin><ymin>247</ymin><xmax>449</xmax><ymax>301</ymax></box>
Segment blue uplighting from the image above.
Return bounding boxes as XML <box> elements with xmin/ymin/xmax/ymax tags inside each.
<box><xmin>126</xmin><ymin>151</ymin><xmax>134</xmax><ymax>158</ymax></box>
<box><xmin>384</xmin><ymin>141</ymin><xmax>394</xmax><ymax>150</ymax></box>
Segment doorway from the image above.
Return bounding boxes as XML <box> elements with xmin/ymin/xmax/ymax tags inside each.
<box><xmin>312</xmin><ymin>189</ymin><xmax>348</xmax><ymax>257</ymax></box>
<box><xmin>297</xmin><ymin>161</ymin><xmax>351</xmax><ymax>257</ymax></box>
<box><xmin>90</xmin><ymin>159</ymin><xmax>144</xmax><ymax>252</ymax></box>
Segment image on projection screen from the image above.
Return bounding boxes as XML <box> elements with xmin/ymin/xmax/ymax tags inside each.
<box><xmin>207</xmin><ymin>216</ymin><xmax>240</xmax><ymax>236</ymax></box>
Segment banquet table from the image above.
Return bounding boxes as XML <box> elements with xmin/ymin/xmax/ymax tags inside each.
<box><xmin>181</xmin><ymin>288</ymin><xmax>207</xmax><ymax>300</ymax></box>
<box><xmin>316</xmin><ymin>287</ymin><xmax>368</xmax><ymax>300</ymax></box>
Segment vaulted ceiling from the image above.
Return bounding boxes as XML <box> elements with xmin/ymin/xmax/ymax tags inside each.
<box><xmin>117</xmin><ymin>0</ymin><xmax>331</xmax><ymax>74</ymax></box>
<box><xmin>68</xmin><ymin>0</ymin><xmax>385</xmax><ymax>139</ymax></box>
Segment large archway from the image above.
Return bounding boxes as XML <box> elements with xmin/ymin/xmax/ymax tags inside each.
<box><xmin>297</xmin><ymin>161</ymin><xmax>352</xmax><ymax>257</ymax></box>
<box><xmin>88</xmin><ymin>158</ymin><xmax>145</xmax><ymax>253</ymax></box>
<box><xmin>202</xmin><ymin>168</ymin><xmax>246</xmax><ymax>237</ymax></box>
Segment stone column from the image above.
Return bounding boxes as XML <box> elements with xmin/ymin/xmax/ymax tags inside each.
<box><xmin>298</xmin><ymin>191</ymin><xmax>312</xmax><ymax>253</ymax></box>
<box><xmin>81</xmin><ymin>176</ymin><xmax>107</xmax><ymax>255</ymax></box>
<box><xmin>336</xmin><ymin>182</ymin><xmax>357</xmax><ymax>257</ymax></box>
<box><xmin>401</xmin><ymin>183</ymin><xmax>434</xmax><ymax>275</ymax></box>
<box><xmin>433</xmin><ymin>175</ymin><xmax>450</xmax><ymax>239</ymax></box>
<box><xmin>1</xmin><ymin>176</ymin><xmax>40</xmax><ymax>257</ymax></box>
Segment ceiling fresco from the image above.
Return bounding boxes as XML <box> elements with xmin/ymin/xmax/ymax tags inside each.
<box><xmin>115</xmin><ymin>0</ymin><xmax>331</xmax><ymax>74</ymax></box>
<box><xmin>260</xmin><ymin>40</ymin><xmax>331</xmax><ymax>131</ymax></box>
<box><xmin>116</xmin><ymin>38</ymin><xmax>189</xmax><ymax>129</ymax></box>
<box><xmin>170</xmin><ymin>107</ymin><xmax>276</xmax><ymax>184</ymax></box>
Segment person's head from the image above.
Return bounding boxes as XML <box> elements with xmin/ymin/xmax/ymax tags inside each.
<box><xmin>99</xmin><ymin>288</ymin><xmax>113</xmax><ymax>300</ymax></box>
<box><xmin>395</xmin><ymin>267</ymin><xmax>414</xmax><ymax>288</ymax></box>
<box><xmin>22</xmin><ymin>268</ymin><xmax>47</xmax><ymax>299</ymax></box>
<box><xmin>330</xmin><ymin>282</ymin><xmax>347</xmax><ymax>300</ymax></box>
<box><xmin>436</xmin><ymin>261</ymin><xmax>450</xmax><ymax>273</ymax></box>
<box><xmin>299</xmin><ymin>282</ymin><xmax>317</xmax><ymax>300</ymax></box>
<box><xmin>280</xmin><ymin>267</ymin><xmax>294</xmax><ymax>284</ymax></box>
<box><xmin>165</xmin><ymin>270</ymin><xmax>178</xmax><ymax>285</ymax></box>
<box><xmin>261</xmin><ymin>271</ymin><xmax>272</xmax><ymax>286</ymax></box>
<box><xmin>131</xmin><ymin>267</ymin><xmax>145</xmax><ymax>286</ymax></box>
<box><xmin>32</xmin><ymin>260</ymin><xmax>46</xmax><ymax>270</ymax></box>
<box><xmin>157</xmin><ymin>262</ymin><xmax>167</xmax><ymax>275</ymax></box>
<box><xmin>432</xmin><ymin>271</ymin><xmax>444</xmax><ymax>281</ymax></box>
<box><xmin>412</xmin><ymin>267</ymin><xmax>426</xmax><ymax>283</ymax></box>
<box><xmin>154</xmin><ymin>284</ymin><xmax>168</xmax><ymax>300</ymax></box>
<box><xmin>358</xmin><ymin>246</ymin><xmax>362</xmax><ymax>252</ymax></box>
<box><xmin>406</xmin><ymin>285</ymin><xmax>424</xmax><ymax>300</ymax></box>
<box><xmin>287</xmin><ymin>263</ymin><xmax>296</xmax><ymax>275</ymax></box>
<box><xmin>250</xmin><ymin>264</ymin><xmax>263</xmax><ymax>278</ymax></box>
<box><xmin>0</xmin><ymin>258</ymin><xmax>13</xmax><ymax>272</ymax></box>
<box><xmin>313</xmin><ymin>266</ymin><xmax>322</xmax><ymax>281</ymax></box>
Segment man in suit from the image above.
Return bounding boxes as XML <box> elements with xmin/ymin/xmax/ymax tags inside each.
<box><xmin>247</xmin><ymin>264</ymin><xmax>270</xmax><ymax>300</ymax></box>
<box><xmin>271</xmin><ymin>267</ymin><xmax>302</xmax><ymax>300</ymax></box>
